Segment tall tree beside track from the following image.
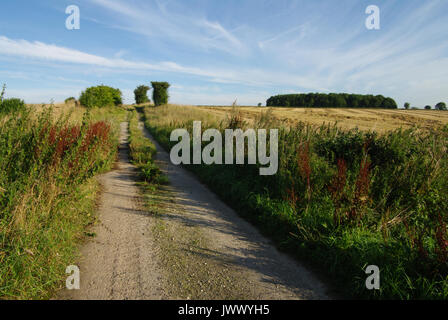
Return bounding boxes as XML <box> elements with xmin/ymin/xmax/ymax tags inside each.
<box><xmin>151</xmin><ymin>82</ymin><xmax>170</xmax><ymax>106</ymax></box>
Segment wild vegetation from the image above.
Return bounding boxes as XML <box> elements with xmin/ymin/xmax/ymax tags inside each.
<box><xmin>267</xmin><ymin>93</ymin><xmax>398</xmax><ymax>109</ymax></box>
<box><xmin>128</xmin><ymin>108</ymin><xmax>166</xmax><ymax>185</ymax></box>
<box><xmin>141</xmin><ymin>104</ymin><xmax>448</xmax><ymax>299</ymax></box>
<box><xmin>0</xmin><ymin>88</ymin><xmax>126</xmax><ymax>298</ymax></box>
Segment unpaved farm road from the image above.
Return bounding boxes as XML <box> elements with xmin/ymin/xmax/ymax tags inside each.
<box><xmin>58</xmin><ymin>121</ymin><xmax>330</xmax><ymax>300</ymax></box>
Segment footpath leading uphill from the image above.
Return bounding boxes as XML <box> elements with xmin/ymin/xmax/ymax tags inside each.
<box><xmin>59</xmin><ymin>120</ymin><xmax>330</xmax><ymax>300</ymax></box>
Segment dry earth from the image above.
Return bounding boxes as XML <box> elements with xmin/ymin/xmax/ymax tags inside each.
<box><xmin>58</xmin><ymin>122</ymin><xmax>164</xmax><ymax>299</ymax></box>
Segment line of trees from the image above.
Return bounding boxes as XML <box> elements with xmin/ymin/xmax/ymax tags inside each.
<box><xmin>77</xmin><ymin>82</ymin><xmax>171</xmax><ymax>108</ymax></box>
<box><xmin>133</xmin><ymin>82</ymin><xmax>170</xmax><ymax>106</ymax></box>
<box><xmin>405</xmin><ymin>102</ymin><xmax>447</xmax><ymax>110</ymax></box>
<box><xmin>266</xmin><ymin>93</ymin><xmax>398</xmax><ymax>109</ymax></box>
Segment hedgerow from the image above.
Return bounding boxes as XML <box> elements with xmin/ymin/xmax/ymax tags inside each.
<box><xmin>0</xmin><ymin>98</ymin><xmax>26</xmax><ymax>113</ymax></box>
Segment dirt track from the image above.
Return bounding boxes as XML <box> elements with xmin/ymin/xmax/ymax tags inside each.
<box><xmin>58</xmin><ymin>120</ymin><xmax>330</xmax><ymax>300</ymax></box>
<box><xmin>58</xmin><ymin>122</ymin><xmax>164</xmax><ymax>299</ymax></box>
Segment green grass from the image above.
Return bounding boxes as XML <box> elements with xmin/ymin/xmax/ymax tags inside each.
<box><xmin>128</xmin><ymin>108</ymin><xmax>167</xmax><ymax>185</ymax></box>
<box><xmin>0</xmin><ymin>105</ymin><xmax>126</xmax><ymax>299</ymax></box>
<box><xmin>140</xmin><ymin>105</ymin><xmax>448</xmax><ymax>300</ymax></box>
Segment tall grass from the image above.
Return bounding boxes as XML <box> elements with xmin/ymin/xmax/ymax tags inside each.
<box><xmin>141</xmin><ymin>104</ymin><xmax>448</xmax><ymax>299</ymax></box>
<box><xmin>0</xmin><ymin>105</ymin><xmax>124</xmax><ymax>299</ymax></box>
<box><xmin>128</xmin><ymin>109</ymin><xmax>166</xmax><ymax>184</ymax></box>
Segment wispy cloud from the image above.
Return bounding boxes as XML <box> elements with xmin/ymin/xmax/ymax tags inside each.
<box><xmin>88</xmin><ymin>0</ymin><xmax>247</xmax><ymax>56</ymax></box>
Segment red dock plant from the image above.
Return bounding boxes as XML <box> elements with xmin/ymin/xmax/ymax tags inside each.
<box><xmin>329</xmin><ymin>158</ymin><xmax>348</xmax><ymax>225</ymax></box>
<box><xmin>348</xmin><ymin>156</ymin><xmax>371</xmax><ymax>222</ymax></box>
<box><xmin>435</xmin><ymin>214</ymin><xmax>448</xmax><ymax>264</ymax></box>
<box><xmin>297</xmin><ymin>141</ymin><xmax>311</xmax><ymax>200</ymax></box>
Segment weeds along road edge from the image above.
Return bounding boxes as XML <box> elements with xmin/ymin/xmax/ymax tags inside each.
<box><xmin>138</xmin><ymin>104</ymin><xmax>448</xmax><ymax>300</ymax></box>
<box><xmin>0</xmin><ymin>105</ymin><xmax>126</xmax><ymax>299</ymax></box>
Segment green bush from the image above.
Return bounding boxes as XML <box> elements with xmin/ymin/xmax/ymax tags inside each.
<box><xmin>436</xmin><ymin>102</ymin><xmax>447</xmax><ymax>111</ymax></box>
<box><xmin>79</xmin><ymin>85</ymin><xmax>122</xmax><ymax>108</ymax></box>
<box><xmin>65</xmin><ymin>97</ymin><xmax>76</xmax><ymax>104</ymax></box>
<box><xmin>134</xmin><ymin>85</ymin><xmax>151</xmax><ymax>105</ymax></box>
<box><xmin>267</xmin><ymin>93</ymin><xmax>398</xmax><ymax>109</ymax></box>
<box><xmin>151</xmin><ymin>82</ymin><xmax>170</xmax><ymax>106</ymax></box>
<box><xmin>0</xmin><ymin>98</ymin><xmax>26</xmax><ymax>113</ymax></box>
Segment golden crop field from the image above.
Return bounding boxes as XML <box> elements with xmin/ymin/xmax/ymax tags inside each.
<box><xmin>196</xmin><ymin>106</ymin><xmax>448</xmax><ymax>132</ymax></box>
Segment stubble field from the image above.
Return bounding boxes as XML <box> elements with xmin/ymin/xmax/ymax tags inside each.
<box><xmin>196</xmin><ymin>106</ymin><xmax>448</xmax><ymax>132</ymax></box>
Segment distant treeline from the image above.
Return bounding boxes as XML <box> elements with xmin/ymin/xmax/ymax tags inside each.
<box><xmin>266</xmin><ymin>93</ymin><xmax>398</xmax><ymax>109</ymax></box>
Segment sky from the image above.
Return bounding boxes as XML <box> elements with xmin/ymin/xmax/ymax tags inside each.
<box><xmin>0</xmin><ymin>0</ymin><xmax>447</xmax><ymax>107</ymax></box>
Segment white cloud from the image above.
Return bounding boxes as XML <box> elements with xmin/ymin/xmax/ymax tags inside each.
<box><xmin>0</xmin><ymin>35</ymin><xmax>325</xmax><ymax>90</ymax></box>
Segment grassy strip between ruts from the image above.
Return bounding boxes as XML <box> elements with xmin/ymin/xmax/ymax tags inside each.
<box><xmin>0</xmin><ymin>105</ymin><xmax>126</xmax><ymax>299</ymax></box>
<box><xmin>139</xmin><ymin>104</ymin><xmax>448</xmax><ymax>300</ymax></box>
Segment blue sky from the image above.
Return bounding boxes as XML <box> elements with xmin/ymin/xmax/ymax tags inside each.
<box><xmin>0</xmin><ymin>0</ymin><xmax>447</xmax><ymax>107</ymax></box>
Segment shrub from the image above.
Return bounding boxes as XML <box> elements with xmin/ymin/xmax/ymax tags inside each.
<box><xmin>436</xmin><ymin>102</ymin><xmax>447</xmax><ymax>111</ymax></box>
<box><xmin>404</xmin><ymin>102</ymin><xmax>410</xmax><ymax>110</ymax></box>
<box><xmin>151</xmin><ymin>82</ymin><xmax>170</xmax><ymax>106</ymax></box>
<box><xmin>425</xmin><ymin>105</ymin><xmax>432</xmax><ymax>110</ymax></box>
<box><xmin>65</xmin><ymin>97</ymin><xmax>76</xmax><ymax>104</ymax></box>
<box><xmin>79</xmin><ymin>85</ymin><xmax>122</xmax><ymax>108</ymax></box>
<box><xmin>134</xmin><ymin>85</ymin><xmax>151</xmax><ymax>104</ymax></box>
<box><xmin>0</xmin><ymin>98</ymin><xmax>26</xmax><ymax>113</ymax></box>
<box><xmin>266</xmin><ymin>93</ymin><xmax>398</xmax><ymax>109</ymax></box>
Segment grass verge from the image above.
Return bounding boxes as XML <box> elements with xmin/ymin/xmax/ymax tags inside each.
<box><xmin>139</xmin><ymin>104</ymin><xmax>448</xmax><ymax>300</ymax></box>
<box><xmin>0</xmin><ymin>105</ymin><xmax>126</xmax><ymax>299</ymax></box>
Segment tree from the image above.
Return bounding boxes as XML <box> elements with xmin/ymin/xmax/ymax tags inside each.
<box><xmin>404</xmin><ymin>102</ymin><xmax>410</xmax><ymax>110</ymax></box>
<box><xmin>381</xmin><ymin>97</ymin><xmax>398</xmax><ymax>109</ymax></box>
<box><xmin>435</xmin><ymin>102</ymin><xmax>447</xmax><ymax>111</ymax></box>
<box><xmin>266</xmin><ymin>93</ymin><xmax>397</xmax><ymax>109</ymax></box>
<box><xmin>134</xmin><ymin>85</ymin><xmax>151</xmax><ymax>104</ymax></box>
<box><xmin>425</xmin><ymin>105</ymin><xmax>432</xmax><ymax>110</ymax></box>
<box><xmin>0</xmin><ymin>84</ymin><xmax>6</xmax><ymax>103</ymax></box>
<box><xmin>151</xmin><ymin>82</ymin><xmax>170</xmax><ymax>106</ymax></box>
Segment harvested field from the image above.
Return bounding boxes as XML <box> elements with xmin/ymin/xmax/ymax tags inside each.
<box><xmin>196</xmin><ymin>106</ymin><xmax>448</xmax><ymax>132</ymax></box>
